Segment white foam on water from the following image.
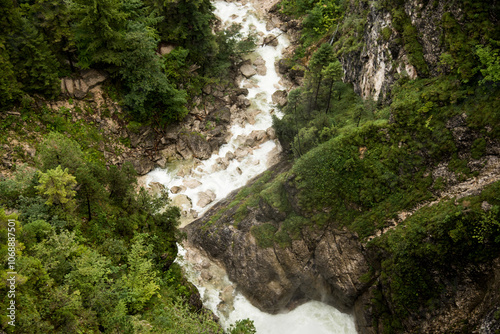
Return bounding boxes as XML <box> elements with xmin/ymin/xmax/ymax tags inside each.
<box><xmin>150</xmin><ymin>1</ymin><xmax>358</xmax><ymax>333</ymax></box>
<box><xmin>227</xmin><ymin>294</ymin><xmax>357</xmax><ymax>334</ymax></box>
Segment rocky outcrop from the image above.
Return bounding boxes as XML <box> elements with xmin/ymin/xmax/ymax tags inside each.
<box><xmin>338</xmin><ymin>0</ymin><xmax>482</xmax><ymax>102</ymax></box>
<box><xmin>272</xmin><ymin>90</ymin><xmax>288</xmax><ymax>107</ymax></box>
<box><xmin>340</xmin><ymin>2</ymin><xmax>415</xmax><ymax>101</ymax></box>
<box><xmin>185</xmin><ymin>161</ymin><xmax>372</xmax><ymax>315</ymax></box>
<box><xmin>61</xmin><ymin>69</ymin><xmax>108</xmax><ymax>99</ymax></box>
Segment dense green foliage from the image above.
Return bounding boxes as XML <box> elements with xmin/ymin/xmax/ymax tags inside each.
<box><xmin>0</xmin><ymin>131</ymin><xmax>226</xmax><ymax>333</ymax></box>
<box><xmin>278</xmin><ymin>0</ymin><xmax>345</xmax><ymax>53</ymax></box>
<box><xmin>251</xmin><ymin>0</ymin><xmax>500</xmax><ymax>331</ymax></box>
<box><xmin>0</xmin><ymin>0</ymin><xmax>254</xmax><ymax>125</ymax></box>
<box><xmin>370</xmin><ymin>182</ymin><xmax>500</xmax><ymax>331</ymax></box>
<box><xmin>273</xmin><ymin>43</ymin><xmax>372</xmax><ymax>157</ymax></box>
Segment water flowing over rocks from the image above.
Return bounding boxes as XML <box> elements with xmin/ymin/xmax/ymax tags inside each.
<box><xmin>185</xmin><ymin>161</ymin><xmax>371</xmax><ymax>318</ymax></box>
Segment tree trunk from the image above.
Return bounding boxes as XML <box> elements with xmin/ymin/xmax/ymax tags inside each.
<box><xmin>325</xmin><ymin>79</ymin><xmax>334</xmax><ymax>114</ymax></box>
<box><xmin>294</xmin><ymin>103</ymin><xmax>302</xmax><ymax>157</ymax></box>
<box><xmin>86</xmin><ymin>193</ymin><xmax>92</xmax><ymax>221</ymax></box>
<box><xmin>313</xmin><ymin>73</ymin><xmax>323</xmax><ymax>111</ymax></box>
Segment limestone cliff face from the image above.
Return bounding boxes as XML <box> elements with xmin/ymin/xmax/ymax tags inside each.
<box><xmin>340</xmin><ymin>0</ymin><xmax>463</xmax><ymax>101</ymax></box>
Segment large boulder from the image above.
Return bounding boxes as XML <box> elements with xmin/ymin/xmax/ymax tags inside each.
<box><xmin>197</xmin><ymin>189</ymin><xmax>216</xmax><ymax>208</ymax></box>
<box><xmin>263</xmin><ymin>34</ymin><xmax>279</xmax><ymax>47</ymax></box>
<box><xmin>240</xmin><ymin>63</ymin><xmax>257</xmax><ymax>78</ymax></box>
<box><xmin>126</xmin><ymin>156</ymin><xmax>154</xmax><ymax>176</ymax></box>
<box><xmin>254</xmin><ymin>56</ymin><xmax>267</xmax><ymax>76</ymax></box>
<box><xmin>177</xmin><ymin>133</ymin><xmax>212</xmax><ymax>160</ymax></box>
<box><xmin>272</xmin><ymin>90</ymin><xmax>288</xmax><ymax>107</ymax></box>
<box><xmin>173</xmin><ymin>194</ymin><xmax>192</xmax><ymax>216</ymax></box>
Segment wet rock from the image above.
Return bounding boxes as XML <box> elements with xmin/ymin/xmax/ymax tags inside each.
<box><xmin>173</xmin><ymin>194</ymin><xmax>192</xmax><ymax>215</ymax></box>
<box><xmin>266</xmin><ymin>127</ymin><xmax>276</xmax><ymax>140</ymax></box>
<box><xmin>208</xmin><ymin>137</ymin><xmax>226</xmax><ymax>152</ymax></box>
<box><xmin>237</xmin><ymin>95</ymin><xmax>251</xmax><ymax>108</ymax></box>
<box><xmin>201</xmin><ymin>270</ymin><xmax>213</xmax><ymax>281</ymax></box>
<box><xmin>183</xmin><ymin>179</ymin><xmax>202</xmax><ymax>189</ymax></box>
<box><xmin>272</xmin><ymin>90</ymin><xmax>288</xmax><ymax>107</ymax></box>
<box><xmin>197</xmin><ymin>189</ymin><xmax>216</xmax><ymax>208</ymax></box>
<box><xmin>266</xmin><ymin>21</ymin><xmax>275</xmax><ymax>31</ymax></box>
<box><xmin>263</xmin><ymin>34</ymin><xmax>279</xmax><ymax>47</ymax></box>
<box><xmin>176</xmin><ymin>137</ymin><xmax>193</xmax><ymax>160</ymax></box>
<box><xmin>147</xmin><ymin>182</ymin><xmax>165</xmax><ymax>196</ymax></box>
<box><xmin>240</xmin><ymin>63</ymin><xmax>257</xmax><ymax>78</ymax></box>
<box><xmin>213</xmin><ymin>157</ymin><xmax>230</xmax><ymax>172</ymax></box>
<box><xmin>254</xmin><ymin>56</ymin><xmax>267</xmax><ymax>76</ymax></box>
<box><xmin>266</xmin><ymin>145</ymin><xmax>282</xmax><ymax>166</ymax></box>
<box><xmin>178</xmin><ymin>133</ymin><xmax>212</xmax><ymax>160</ymax></box>
<box><xmin>159</xmin><ymin>145</ymin><xmax>178</xmax><ymax>163</ymax></box>
<box><xmin>235</xmin><ymin>147</ymin><xmax>251</xmax><ymax>160</ymax></box>
<box><xmin>244</xmin><ymin>137</ymin><xmax>256</xmax><ymax>147</ymax></box>
<box><xmin>234</xmin><ymin>88</ymin><xmax>249</xmax><ymax>96</ymax></box>
<box><xmin>170</xmin><ymin>185</ymin><xmax>186</xmax><ymax>194</ymax></box>
<box><xmin>156</xmin><ymin>157</ymin><xmax>167</xmax><ymax>168</ymax></box>
<box><xmin>249</xmin><ymin>130</ymin><xmax>268</xmax><ymax>145</ymax></box>
<box><xmin>220</xmin><ymin>285</ymin><xmax>234</xmax><ymax>304</ymax></box>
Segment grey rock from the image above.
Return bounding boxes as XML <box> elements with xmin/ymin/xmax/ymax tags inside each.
<box><xmin>263</xmin><ymin>34</ymin><xmax>279</xmax><ymax>47</ymax></box>
<box><xmin>177</xmin><ymin>133</ymin><xmax>212</xmax><ymax>160</ymax></box>
<box><xmin>240</xmin><ymin>64</ymin><xmax>257</xmax><ymax>78</ymax></box>
<box><xmin>272</xmin><ymin>90</ymin><xmax>288</xmax><ymax>107</ymax></box>
<box><xmin>197</xmin><ymin>189</ymin><xmax>216</xmax><ymax>208</ymax></box>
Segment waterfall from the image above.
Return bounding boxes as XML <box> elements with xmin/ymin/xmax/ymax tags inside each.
<box><xmin>145</xmin><ymin>1</ymin><xmax>358</xmax><ymax>333</ymax></box>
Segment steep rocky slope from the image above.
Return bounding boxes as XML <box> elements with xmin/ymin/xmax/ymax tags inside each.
<box><xmin>184</xmin><ymin>0</ymin><xmax>500</xmax><ymax>333</ymax></box>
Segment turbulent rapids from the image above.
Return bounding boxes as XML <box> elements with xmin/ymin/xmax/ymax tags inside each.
<box><xmin>144</xmin><ymin>1</ymin><xmax>357</xmax><ymax>333</ymax></box>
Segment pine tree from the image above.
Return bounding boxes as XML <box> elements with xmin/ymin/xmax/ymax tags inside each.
<box><xmin>36</xmin><ymin>166</ymin><xmax>77</xmax><ymax>210</ymax></box>
<box><xmin>307</xmin><ymin>43</ymin><xmax>335</xmax><ymax>112</ymax></box>
<box><xmin>28</xmin><ymin>0</ymin><xmax>76</xmax><ymax>72</ymax></box>
<box><xmin>68</xmin><ymin>0</ymin><xmax>128</xmax><ymax>68</ymax></box>
<box><xmin>321</xmin><ymin>60</ymin><xmax>343</xmax><ymax>113</ymax></box>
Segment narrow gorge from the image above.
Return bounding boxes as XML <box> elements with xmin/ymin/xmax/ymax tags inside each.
<box><xmin>144</xmin><ymin>1</ymin><xmax>358</xmax><ymax>332</ymax></box>
<box><xmin>0</xmin><ymin>0</ymin><xmax>498</xmax><ymax>333</ymax></box>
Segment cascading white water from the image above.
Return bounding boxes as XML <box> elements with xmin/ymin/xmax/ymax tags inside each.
<box><xmin>145</xmin><ymin>1</ymin><xmax>358</xmax><ymax>333</ymax></box>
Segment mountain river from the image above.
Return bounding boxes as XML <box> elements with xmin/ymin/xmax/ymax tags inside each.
<box><xmin>144</xmin><ymin>1</ymin><xmax>357</xmax><ymax>333</ymax></box>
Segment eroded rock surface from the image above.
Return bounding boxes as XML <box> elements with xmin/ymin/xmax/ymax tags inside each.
<box><xmin>185</xmin><ymin>161</ymin><xmax>371</xmax><ymax>315</ymax></box>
